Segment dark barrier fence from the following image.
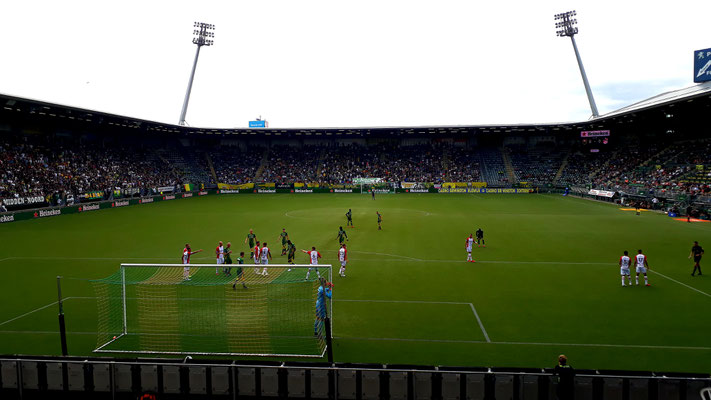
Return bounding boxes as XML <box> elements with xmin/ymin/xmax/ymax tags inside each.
<box><xmin>0</xmin><ymin>356</ymin><xmax>709</xmax><ymax>399</ymax></box>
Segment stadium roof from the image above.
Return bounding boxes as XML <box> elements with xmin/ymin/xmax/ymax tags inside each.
<box><xmin>595</xmin><ymin>81</ymin><xmax>711</xmax><ymax>120</ymax></box>
<box><xmin>1</xmin><ymin>81</ymin><xmax>710</xmax><ymax>136</ymax></box>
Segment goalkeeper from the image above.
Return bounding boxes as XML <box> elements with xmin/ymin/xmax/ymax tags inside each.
<box><xmin>314</xmin><ymin>277</ymin><xmax>333</xmax><ymax>336</ymax></box>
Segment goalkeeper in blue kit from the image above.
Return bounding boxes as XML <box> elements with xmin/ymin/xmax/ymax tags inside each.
<box><xmin>315</xmin><ymin>278</ymin><xmax>333</xmax><ymax>336</ymax></box>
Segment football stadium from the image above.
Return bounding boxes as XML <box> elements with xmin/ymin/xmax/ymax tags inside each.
<box><xmin>1</xmin><ymin>4</ymin><xmax>711</xmax><ymax>400</ymax></box>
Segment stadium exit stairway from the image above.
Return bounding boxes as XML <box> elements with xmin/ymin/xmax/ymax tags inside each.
<box><xmin>501</xmin><ymin>148</ymin><xmax>517</xmax><ymax>184</ymax></box>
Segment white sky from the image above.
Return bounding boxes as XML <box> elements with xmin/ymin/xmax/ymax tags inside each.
<box><xmin>1</xmin><ymin>0</ymin><xmax>709</xmax><ymax>129</ymax></box>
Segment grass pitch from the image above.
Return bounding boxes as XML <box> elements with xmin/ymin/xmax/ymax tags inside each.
<box><xmin>0</xmin><ymin>193</ymin><xmax>710</xmax><ymax>373</ymax></box>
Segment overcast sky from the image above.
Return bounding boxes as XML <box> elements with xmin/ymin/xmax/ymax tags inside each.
<box><xmin>1</xmin><ymin>0</ymin><xmax>709</xmax><ymax>129</ymax></box>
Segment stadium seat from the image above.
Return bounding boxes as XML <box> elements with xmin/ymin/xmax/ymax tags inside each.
<box><xmin>310</xmin><ymin>369</ymin><xmax>330</xmax><ymax>399</ymax></box>
<box><xmin>520</xmin><ymin>375</ymin><xmax>538</xmax><ymax>399</ymax></box>
<box><xmin>237</xmin><ymin>367</ymin><xmax>256</xmax><ymax>396</ymax></box>
<box><xmin>414</xmin><ymin>372</ymin><xmax>432</xmax><ymax>400</ymax></box>
<box><xmin>388</xmin><ymin>371</ymin><xmax>408</xmax><ymax>400</ymax></box>
<box><xmin>188</xmin><ymin>366</ymin><xmax>207</xmax><ymax>394</ymax></box>
<box><xmin>441</xmin><ymin>373</ymin><xmax>460</xmax><ymax>400</ymax></box>
<box><xmin>287</xmin><ymin>368</ymin><xmax>306</xmax><ymax>398</ymax></box>
<box><xmin>337</xmin><ymin>369</ymin><xmax>357</xmax><ymax>399</ymax></box>
<box><xmin>657</xmin><ymin>379</ymin><xmax>681</xmax><ymax>400</ymax></box>
<box><xmin>361</xmin><ymin>370</ymin><xmax>380</xmax><ymax>400</ymax></box>
<box><xmin>1</xmin><ymin>360</ymin><xmax>18</xmax><ymax>389</ymax></box>
<box><xmin>574</xmin><ymin>376</ymin><xmax>593</xmax><ymax>400</ymax></box>
<box><xmin>260</xmin><ymin>367</ymin><xmax>279</xmax><ymax>397</ymax></box>
<box><xmin>212</xmin><ymin>366</ymin><xmax>231</xmax><ymax>395</ymax></box>
<box><xmin>140</xmin><ymin>365</ymin><xmax>158</xmax><ymax>393</ymax></box>
<box><xmin>114</xmin><ymin>363</ymin><xmax>132</xmax><ymax>392</ymax></box>
<box><xmin>20</xmin><ymin>361</ymin><xmax>38</xmax><ymax>391</ymax></box>
<box><xmin>603</xmin><ymin>377</ymin><xmax>624</xmax><ymax>399</ymax></box>
<box><xmin>45</xmin><ymin>362</ymin><xmax>63</xmax><ymax>391</ymax></box>
<box><xmin>67</xmin><ymin>363</ymin><xmax>84</xmax><ymax>391</ymax></box>
<box><xmin>629</xmin><ymin>378</ymin><xmax>649</xmax><ymax>400</ymax></box>
<box><xmin>92</xmin><ymin>363</ymin><xmax>111</xmax><ymax>392</ymax></box>
<box><xmin>161</xmin><ymin>365</ymin><xmax>180</xmax><ymax>394</ymax></box>
<box><xmin>494</xmin><ymin>374</ymin><xmax>514</xmax><ymax>400</ymax></box>
<box><xmin>465</xmin><ymin>373</ymin><xmax>485</xmax><ymax>400</ymax></box>
<box><xmin>687</xmin><ymin>380</ymin><xmax>711</xmax><ymax>400</ymax></box>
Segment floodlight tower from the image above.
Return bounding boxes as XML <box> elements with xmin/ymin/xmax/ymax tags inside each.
<box><xmin>179</xmin><ymin>22</ymin><xmax>215</xmax><ymax>126</ymax></box>
<box><xmin>555</xmin><ymin>11</ymin><xmax>599</xmax><ymax>118</ymax></box>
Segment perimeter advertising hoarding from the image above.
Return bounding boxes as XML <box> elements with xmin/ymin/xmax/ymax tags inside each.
<box><xmin>694</xmin><ymin>48</ymin><xmax>711</xmax><ymax>83</ymax></box>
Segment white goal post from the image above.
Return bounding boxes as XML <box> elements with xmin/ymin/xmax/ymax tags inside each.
<box><xmin>91</xmin><ymin>263</ymin><xmax>333</xmax><ymax>357</ymax></box>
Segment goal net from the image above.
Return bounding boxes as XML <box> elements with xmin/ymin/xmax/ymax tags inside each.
<box><xmin>91</xmin><ymin>263</ymin><xmax>332</xmax><ymax>357</ymax></box>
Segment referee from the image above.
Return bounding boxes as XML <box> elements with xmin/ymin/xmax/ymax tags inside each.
<box><xmin>690</xmin><ymin>241</ymin><xmax>704</xmax><ymax>276</ymax></box>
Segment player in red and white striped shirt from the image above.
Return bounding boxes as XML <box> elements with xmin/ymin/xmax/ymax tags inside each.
<box><xmin>619</xmin><ymin>251</ymin><xmax>631</xmax><ymax>286</ymax></box>
<box><xmin>302</xmin><ymin>246</ymin><xmax>322</xmax><ymax>280</ymax></box>
<box><xmin>338</xmin><ymin>243</ymin><xmax>348</xmax><ymax>277</ymax></box>
<box><xmin>253</xmin><ymin>241</ymin><xmax>261</xmax><ymax>274</ymax></box>
<box><xmin>465</xmin><ymin>234</ymin><xmax>475</xmax><ymax>263</ymax></box>
<box><xmin>215</xmin><ymin>241</ymin><xmax>225</xmax><ymax>275</ymax></box>
<box><xmin>635</xmin><ymin>249</ymin><xmax>651</xmax><ymax>286</ymax></box>
<box><xmin>260</xmin><ymin>242</ymin><xmax>272</xmax><ymax>276</ymax></box>
<box><xmin>181</xmin><ymin>243</ymin><xmax>203</xmax><ymax>281</ymax></box>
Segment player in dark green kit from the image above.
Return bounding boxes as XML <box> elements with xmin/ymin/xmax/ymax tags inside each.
<box><xmin>232</xmin><ymin>252</ymin><xmax>247</xmax><ymax>289</ymax></box>
<box><xmin>245</xmin><ymin>229</ymin><xmax>257</xmax><ymax>259</ymax></box>
<box><xmin>223</xmin><ymin>242</ymin><xmax>233</xmax><ymax>275</ymax></box>
<box><xmin>337</xmin><ymin>226</ymin><xmax>349</xmax><ymax>244</ymax></box>
<box><xmin>287</xmin><ymin>240</ymin><xmax>297</xmax><ymax>271</ymax></box>
<box><xmin>346</xmin><ymin>209</ymin><xmax>354</xmax><ymax>227</ymax></box>
<box><xmin>377</xmin><ymin>211</ymin><xmax>382</xmax><ymax>230</ymax></box>
<box><xmin>476</xmin><ymin>228</ymin><xmax>485</xmax><ymax>247</ymax></box>
<box><xmin>279</xmin><ymin>228</ymin><xmax>289</xmax><ymax>256</ymax></box>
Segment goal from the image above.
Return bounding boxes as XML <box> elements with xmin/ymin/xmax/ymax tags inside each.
<box><xmin>91</xmin><ymin>263</ymin><xmax>332</xmax><ymax>357</ymax></box>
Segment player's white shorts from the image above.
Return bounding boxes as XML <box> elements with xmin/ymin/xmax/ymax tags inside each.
<box><xmin>217</xmin><ymin>256</ymin><xmax>224</xmax><ymax>264</ymax></box>
<box><xmin>466</xmin><ymin>247</ymin><xmax>472</xmax><ymax>253</ymax></box>
<box><xmin>636</xmin><ymin>266</ymin><xmax>647</xmax><ymax>274</ymax></box>
<box><xmin>341</xmin><ymin>261</ymin><xmax>347</xmax><ymax>267</ymax></box>
<box><xmin>254</xmin><ymin>257</ymin><xmax>261</xmax><ymax>264</ymax></box>
<box><xmin>620</xmin><ymin>267</ymin><xmax>630</xmax><ymax>276</ymax></box>
<box><xmin>183</xmin><ymin>266</ymin><xmax>190</xmax><ymax>272</ymax></box>
<box><xmin>261</xmin><ymin>258</ymin><xmax>269</xmax><ymax>265</ymax></box>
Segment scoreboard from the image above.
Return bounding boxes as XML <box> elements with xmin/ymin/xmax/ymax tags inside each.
<box><xmin>580</xmin><ymin>130</ymin><xmax>610</xmax><ymax>152</ymax></box>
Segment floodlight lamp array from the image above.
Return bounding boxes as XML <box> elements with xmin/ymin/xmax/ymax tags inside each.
<box><xmin>192</xmin><ymin>22</ymin><xmax>215</xmax><ymax>46</ymax></box>
<box><xmin>554</xmin><ymin>10</ymin><xmax>578</xmax><ymax>37</ymax></box>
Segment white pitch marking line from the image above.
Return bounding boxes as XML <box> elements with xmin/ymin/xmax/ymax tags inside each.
<box><xmin>338</xmin><ymin>299</ymin><xmax>470</xmax><ymax>305</ymax></box>
<box><xmin>335</xmin><ymin>336</ymin><xmax>711</xmax><ymax>351</ymax></box>
<box><xmin>0</xmin><ymin>296</ymin><xmax>89</xmax><ymax>327</ymax></box>
<box><xmin>469</xmin><ymin>303</ymin><xmax>490</xmax><ymax>343</ymax></box>
<box><xmin>649</xmin><ymin>270</ymin><xmax>711</xmax><ymax>298</ymax></box>
<box><xmin>0</xmin><ymin>257</ymin><xmax>14</xmax><ymax>263</ymax></box>
<box><xmin>0</xmin><ymin>300</ymin><xmax>59</xmax><ymax>327</ymax></box>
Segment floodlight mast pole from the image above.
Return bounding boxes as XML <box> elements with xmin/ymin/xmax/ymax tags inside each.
<box><xmin>179</xmin><ymin>22</ymin><xmax>215</xmax><ymax>126</ymax></box>
<box><xmin>555</xmin><ymin>11</ymin><xmax>599</xmax><ymax>118</ymax></box>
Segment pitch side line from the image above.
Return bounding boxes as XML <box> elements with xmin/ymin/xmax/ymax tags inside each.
<box><xmin>335</xmin><ymin>336</ymin><xmax>711</xmax><ymax>351</ymax></box>
<box><xmin>649</xmin><ymin>270</ymin><xmax>711</xmax><ymax>298</ymax></box>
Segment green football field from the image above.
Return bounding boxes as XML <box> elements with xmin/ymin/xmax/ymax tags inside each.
<box><xmin>1</xmin><ymin>193</ymin><xmax>710</xmax><ymax>373</ymax></box>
